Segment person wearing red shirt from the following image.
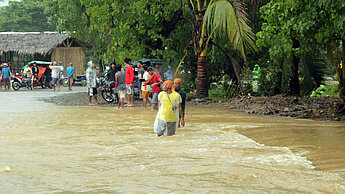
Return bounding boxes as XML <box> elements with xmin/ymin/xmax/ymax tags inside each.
<box><xmin>145</xmin><ymin>67</ymin><xmax>162</xmax><ymax>110</ymax></box>
<box><xmin>124</xmin><ymin>58</ymin><xmax>135</xmax><ymax>107</ymax></box>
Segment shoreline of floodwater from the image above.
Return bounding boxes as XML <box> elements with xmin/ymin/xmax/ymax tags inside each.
<box><xmin>42</xmin><ymin>91</ymin><xmax>345</xmax><ymax>121</ymax></box>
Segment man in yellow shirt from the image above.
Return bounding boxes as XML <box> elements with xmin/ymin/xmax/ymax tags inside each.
<box><xmin>154</xmin><ymin>80</ymin><xmax>185</xmax><ymax>136</ymax></box>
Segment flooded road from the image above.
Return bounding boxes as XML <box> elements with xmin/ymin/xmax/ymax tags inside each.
<box><xmin>0</xmin><ymin>92</ymin><xmax>345</xmax><ymax>193</ymax></box>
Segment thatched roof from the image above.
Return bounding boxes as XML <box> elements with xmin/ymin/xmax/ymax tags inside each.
<box><xmin>0</xmin><ymin>32</ymin><xmax>89</xmax><ymax>55</ymax></box>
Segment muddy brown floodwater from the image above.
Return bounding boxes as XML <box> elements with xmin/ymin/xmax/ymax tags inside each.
<box><xmin>0</xmin><ymin>97</ymin><xmax>345</xmax><ymax>192</ymax></box>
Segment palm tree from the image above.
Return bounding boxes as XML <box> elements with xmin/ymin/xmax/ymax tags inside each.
<box><xmin>185</xmin><ymin>0</ymin><xmax>257</xmax><ymax>98</ymax></box>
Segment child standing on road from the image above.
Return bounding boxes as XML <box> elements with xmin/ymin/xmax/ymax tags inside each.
<box><xmin>141</xmin><ymin>65</ymin><xmax>152</xmax><ymax>108</ymax></box>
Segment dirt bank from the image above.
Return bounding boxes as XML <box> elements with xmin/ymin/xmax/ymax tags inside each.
<box><xmin>43</xmin><ymin>92</ymin><xmax>345</xmax><ymax>121</ymax></box>
<box><xmin>188</xmin><ymin>95</ymin><xmax>345</xmax><ymax>121</ymax></box>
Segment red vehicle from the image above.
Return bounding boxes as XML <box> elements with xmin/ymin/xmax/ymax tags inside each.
<box><xmin>12</xmin><ymin>61</ymin><xmax>51</xmax><ymax>91</ymax></box>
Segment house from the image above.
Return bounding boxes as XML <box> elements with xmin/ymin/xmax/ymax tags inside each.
<box><xmin>0</xmin><ymin>32</ymin><xmax>91</xmax><ymax>75</ymax></box>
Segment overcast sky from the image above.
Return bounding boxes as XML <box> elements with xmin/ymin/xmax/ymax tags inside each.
<box><xmin>0</xmin><ymin>0</ymin><xmax>21</xmax><ymax>7</ymax></box>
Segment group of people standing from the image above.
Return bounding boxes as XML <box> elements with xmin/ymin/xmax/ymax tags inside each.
<box><xmin>86</xmin><ymin>58</ymin><xmax>186</xmax><ymax>137</ymax></box>
<box><xmin>0</xmin><ymin>60</ymin><xmax>72</xmax><ymax>91</ymax></box>
<box><xmin>22</xmin><ymin>62</ymin><xmax>41</xmax><ymax>89</ymax></box>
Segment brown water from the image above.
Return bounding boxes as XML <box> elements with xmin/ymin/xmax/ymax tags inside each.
<box><xmin>0</xmin><ymin>105</ymin><xmax>345</xmax><ymax>193</ymax></box>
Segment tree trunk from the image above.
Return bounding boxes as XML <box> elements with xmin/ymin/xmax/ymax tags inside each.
<box><xmin>196</xmin><ymin>52</ymin><xmax>208</xmax><ymax>98</ymax></box>
<box><xmin>290</xmin><ymin>37</ymin><xmax>300</xmax><ymax>95</ymax></box>
<box><xmin>193</xmin><ymin>1</ymin><xmax>208</xmax><ymax>98</ymax></box>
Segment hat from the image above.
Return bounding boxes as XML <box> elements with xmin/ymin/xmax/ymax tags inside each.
<box><xmin>147</xmin><ymin>67</ymin><xmax>154</xmax><ymax>72</ymax></box>
<box><xmin>59</xmin><ymin>61</ymin><xmax>63</xmax><ymax>64</ymax></box>
<box><xmin>163</xmin><ymin>80</ymin><xmax>173</xmax><ymax>89</ymax></box>
<box><xmin>3</xmin><ymin>63</ymin><xmax>8</xmax><ymax>66</ymax></box>
<box><xmin>174</xmin><ymin>78</ymin><xmax>181</xmax><ymax>84</ymax></box>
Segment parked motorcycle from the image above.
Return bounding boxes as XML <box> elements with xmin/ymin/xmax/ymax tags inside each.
<box><xmin>97</xmin><ymin>76</ymin><xmax>106</xmax><ymax>88</ymax></box>
<box><xmin>33</xmin><ymin>75</ymin><xmax>47</xmax><ymax>89</ymax></box>
<box><xmin>11</xmin><ymin>74</ymin><xmax>32</xmax><ymax>91</ymax></box>
<box><xmin>62</xmin><ymin>74</ymin><xmax>87</xmax><ymax>87</ymax></box>
<box><xmin>101</xmin><ymin>81</ymin><xmax>118</xmax><ymax>103</ymax></box>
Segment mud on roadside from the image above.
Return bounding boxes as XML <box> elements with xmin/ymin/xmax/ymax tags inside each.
<box><xmin>43</xmin><ymin>92</ymin><xmax>345</xmax><ymax>121</ymax></box>
<box><xmin>188</xmin><ymin>95</ymin><xmax>345</xmax><ymax>121</ymax></box>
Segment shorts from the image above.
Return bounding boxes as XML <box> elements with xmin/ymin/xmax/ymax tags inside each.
<box><xmin>126</xmin><ymin>84</ymin><xmax>134</xmax><ymax>95</ymax></box>
<box><xmin>88</xmin><ymin>87</ymin><xmax>98</xmax><ymax>96</ymax></box>
<box><xmin>142</xmin><ymin>90</ymin><xmax>150</xmax><ymax>98</ymax></box>
<box><xmin>118</xmin><ymin>90</ymin><xmax>126</xmax><ymax>99</ymax></box>
<box><xmin>2</xmin><ymin>78</ymin><xmax>9</xmax><ymax>83</ymax></box>
<box><xmin>152</xmin><ymin>93</ymin><xmax>159</xmax><ymax>104</ymax></box>
<box><xmin>31</xmin><ymin>76</ymin><xmax>37</xmax><ymax>84</ymax></box>
<box><xmin>156</xmin><ymin>119</ymin><xmax>176</xmax><ymax>136</ymax></box>
<box><xmin>52</xmin><ymin>78</ymin><xmax>59</xmax><ymax>85</ymax></box>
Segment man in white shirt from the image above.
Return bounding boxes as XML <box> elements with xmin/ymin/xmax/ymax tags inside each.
<box><xmin>50</xmin><ymin>62</ymin><xmax>61</xmax><ymax>91</ymax></box>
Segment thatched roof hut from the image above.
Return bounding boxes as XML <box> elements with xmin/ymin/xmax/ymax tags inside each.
<box><xmin>0</xmin><ymin>32</ymin><xmax>68</xmax><ymax>54</ymax></box>
<box><xmin>0</xmin><ymin>32</ymin><xmax>91</xmax><ymax>75</ymax></box>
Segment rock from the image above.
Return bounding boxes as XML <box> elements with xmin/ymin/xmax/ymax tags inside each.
<box><xmin>290</xmin><ymin>113</ymin><xmax>297</xmax><ymax>117</ymax></box>
<box><xmin>247</xmin><ymin>110</ymin><xmax>256</xmax><ymax>114</ymax></box>
<box><xmin>284</xmin><ymin>107</ymin><xmax>290</xmax><ymax>112</ymax></box>
<box><xmin>312</xmin><ymin>104</ymin><xmax>320</xmax><ymax>109</ymax></box>
<box><xmin>265</xmin><ymin>111</ymin><xmax>273</xmax><ymax>115</ymax></box>
<box><xmin>294</xmin><ymin>105</ymin><xmax>306</xmax><ymax>111</ymax></box>
<box><xmin>312</xmin><ymin>109</ymin><xmax>320</xmax><ymax>117</ymax></box>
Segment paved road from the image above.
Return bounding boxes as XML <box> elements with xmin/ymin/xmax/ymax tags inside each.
<box><xmin>0</xmin><ymin>86</ymin><xmax>86</xmax><ymax>116</ymax></box>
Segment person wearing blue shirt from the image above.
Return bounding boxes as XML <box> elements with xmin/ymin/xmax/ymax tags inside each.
<box><xmin>66</xmin><ymin>63</ymin><xmax>75</xmax><ymax>90</ymax></box>
<box><xmin>1</xmin><ymin>63</ymin><xmax>11</xmax><ymax>90</ymax></box>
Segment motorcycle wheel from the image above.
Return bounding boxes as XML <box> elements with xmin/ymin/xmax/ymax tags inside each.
<box><xmin>81</xmin><ymin>79</ymin><xmax>87</xmax><ymax>87</ymax></box>
<box><xmin>63</xmin><ymin>79</ymin><xmax>69</xmax><ymax>87</ymax></box>
<box><xmin>101</xmin><ymin>89</ymin><xmax>114</xmax><ymax>103</ymax></box>
<box><xmin>12</xmin><ymin>82</ymin><xmax>20</xmax><ymax>91</ymax></box>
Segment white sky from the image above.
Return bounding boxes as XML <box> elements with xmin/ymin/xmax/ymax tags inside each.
<box><xmin>0</xmin><ymin>0</ymin><xmax>21</xmax><ymax>7</ymax></box>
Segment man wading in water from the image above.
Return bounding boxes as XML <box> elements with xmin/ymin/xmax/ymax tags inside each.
<box><xmin>173</xmin><ymin>78</ymin><xmax>186</xmax><ymax>128</ymax></box>
<box><xmin>154</xmin><ymin>80</ymin><xmax>184</xmax><ymax>137</ymax></box>
<box><xmin>86</xmin><ymin>61</ymin><xmax>100</xmax><ymax>106</ymax></box>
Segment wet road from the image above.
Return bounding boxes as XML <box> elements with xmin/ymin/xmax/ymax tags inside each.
<box><xmin>0</xmin><ymin>90</ymin><xmax>345</xmax><ymax>193</ymax></box>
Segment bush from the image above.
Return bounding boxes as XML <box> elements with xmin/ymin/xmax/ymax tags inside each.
<box><xmin>310</xmin><ymin>84</ymin><xmax>339</xmax><ymax>98</ymax></box>
<box><xmin>208</xmin><ymin>76</ymin><xmax>240</xmax><ymax>102</ymax></box>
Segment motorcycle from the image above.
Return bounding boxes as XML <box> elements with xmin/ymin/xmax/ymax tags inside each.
<box><xmin>97</xmin><ymin>76</ymin><xmax>106</xmax><ymax>88</ymax></box>
<box><xmin>11</xmin><ymin>74</ymin><xmax>32</xmax><ymax>91</ymax></box>
<box><xmin>62</xmin><ymin>74</ymin><xmax>87</xmax><ymax>87</ymax></box>
<box><xmin>33</xmin><ymin>75</ymin><xmax>47</xmax><ymax>89</ymax></box>
<box><xmin>101</xmin><ymin>81</ymin><xmax>118</xmax><ymax>103</ymax></box>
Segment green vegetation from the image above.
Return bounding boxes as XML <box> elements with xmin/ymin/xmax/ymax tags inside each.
<box><xmin>0</xmin><ymin>0</ymin><xmax>344</xmax><ymax>103</ymax></box>
<box><xmin>310</xmin><ymin>85</ymin><xmax>340</xmax><ymax>98</ymax></box>
<box><xmin>0</xmin><ymin>0</ymin><xmax>54</xmax><ymax>32</ymax></box>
